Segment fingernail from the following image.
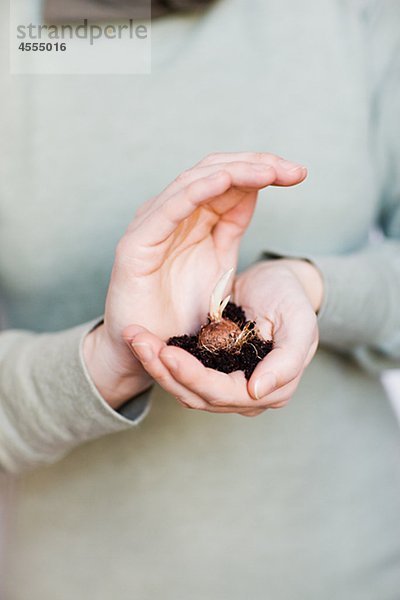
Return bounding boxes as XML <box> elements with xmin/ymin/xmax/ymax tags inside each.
<box><xmin>254</xmin><ymin>373</ymin><xmax>277</xmax><ymax>400</ymax></box>
<box><xmin>277</xmin><ymin>159</ymin><xmax>305</xmax><ymax>172</ymax></box>
<box><xmin>160</xmin><ymin>353</ymin><xmax>178</xmax><ymax>371</ymax></box>
<box><xmin>131</xmin><ymin>342</ymin><xmax>153</xmax><ymax>363</ymax></box>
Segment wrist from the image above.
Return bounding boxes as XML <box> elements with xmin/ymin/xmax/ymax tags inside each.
<box><xmin>83</xmin><ymin>324</ymin><xmax>152</xmax><ymax>410</ymax></box>
<box><xmin>264</xmin><ymin>258</ymin><xmax>324</xmax><ymax>313</ymax></box>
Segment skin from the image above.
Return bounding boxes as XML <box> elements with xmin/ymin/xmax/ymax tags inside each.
<box><xmin>129</xmin><ymin>260</ymin><xmax>322</xmax><ymax>416</ymax></box>
<box><xmin>83</xmin><ymin>152</ymin><xmax>320</xmax><ymax>414</ymax></box>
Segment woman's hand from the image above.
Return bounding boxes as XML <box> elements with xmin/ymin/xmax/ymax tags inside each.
<box><xmin>128</xmin><ymin>259</ymin><xmax>321</xmax><ymax>416</ymax></box>
<box><xmin>231</xmin><ymin>259</ymin><xmax>322</xmax><ymax>415</ymax></box>
<box><xmin>84</xmin><ymin>153</ymin><xmax>307</xmax><ymax>408</ymax></box>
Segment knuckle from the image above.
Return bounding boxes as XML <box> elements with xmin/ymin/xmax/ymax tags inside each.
<box><xmin>185</xmin><ymin>181</ymin><xmax>199</xmax><ymax>203</ymax></box>
<box><xmin>182</xmin><ymin>402</ymin><xmax>195</xmax><ymax>410</ymax></box>
<box><xmin>114</xmin><ymin>239</ymin><xmax>146</xmax><ymax>273</ymax></box>
<box><xmin>114</xmin><ymin>237</ymin><xmax>130</xmax><ymax>262</ymax></box>
<box><xmin>133</xmin><ymin>197</ymin><xmax>154</xmax><ymax>219</ymax></box>
<box><xmin>241</xmin><ymin>409</ymin><xmax>262</xmax><ymax>418</ymax></box>
<box><xmin>179</xmin><ymin>374</ymin><xmax>197</xmax><ymax>389</ymax></box>
<box><xmin>134</xmin><ymin>206</ymin><xmax>146</xmax><ymax>219</ymax></box>
<box><xmin>259</xmin><ymin>151</ymin><xmax>276</xmax><ymax>162</ymax></box>
<box><xmin>114</xmin><ymin>234</ymin><xmax>139</xmax><ymax>267</ymax></box>
<box><xmin>270</xmin><ymin>399</ymin><xmax>290</xmax><ymax>409</ymax></box>
<box><xmin>227</xmin><ymin>161</ymin><xmax>251</xmax><ymax>175</ymax></box>
<box><xmin>154</xmin><ymin>370</ymin><xmax>170</xmax><ymax>388</ymax></box>
<box><xmin>203</xmin><ymin>152</ymin><xmax>222</xmax><ymax>165</ymax></box>
<box><xmin>174</xmin><ymin>169</ymin><xmax>191</xmax><ymax>185</ymax></box>
<box><xmin>211</xmin><ymin>169</ymin><xmax>231</xmax><ymax>192</ymax></box>
<box><xmin>174</xmin><ymin>396</ymin><xmax>191</xmax><ymax>408</ymax></box>
<box><xmin>247</xmin><ymin>151</ymin><xmax>274</xmax><ymax>164</ymax></box>
<box><xmin>206</xmin><ymin>395</ymin><xmax>227</xmax><ymax>407</ymax></box>
<box><xmin>185</xmin><ymin>401</ymin><xmax>206</xmax><ymax>411</ymax></box>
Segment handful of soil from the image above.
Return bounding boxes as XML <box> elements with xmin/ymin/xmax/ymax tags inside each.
<box><xmin>167</xmin><ymin>269</ymin><xmax>273</xmax><ymax>380</ymax></box>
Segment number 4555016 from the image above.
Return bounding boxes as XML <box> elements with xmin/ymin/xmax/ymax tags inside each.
<box><xmin>18</xmin><ymin>42</ymin><xmax>67</xmax><ymax>51</ymax></box>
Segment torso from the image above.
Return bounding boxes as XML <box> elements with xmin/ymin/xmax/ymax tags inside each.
<box><xmin>1</xmin><ymin>1</ymin><xmax>400</xmax><ymax>598</ymax></box>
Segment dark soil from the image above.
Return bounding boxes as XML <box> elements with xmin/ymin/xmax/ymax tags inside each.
<box><xmin>167</xmin><ymin>302</ymin><xmax>273</xmax><ymax>380</ymax></box>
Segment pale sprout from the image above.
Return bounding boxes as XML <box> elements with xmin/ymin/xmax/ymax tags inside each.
<box><xmin>199</xmin><ymin>267</ymin><xmax>258</xmax><ymax>353</ymax></box>
<box><xmin>209</xmin><ymin>267</ymin><xmax>234</xmax><ymax>322</ymax></box>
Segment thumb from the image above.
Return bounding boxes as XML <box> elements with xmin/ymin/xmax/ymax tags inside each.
<box><xmin>122</xmin><ymin>324</ymin><xmax>150</xmax><ymax>343</ymax></box>
<box><xmin>122</xmin><ymin>324</ymin><xmax>167</xmax><ymax>367</ymax></box>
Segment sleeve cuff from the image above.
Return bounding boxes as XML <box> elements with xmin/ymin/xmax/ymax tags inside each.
<box><xmin>310</xmin><ymin>247</ymin><xmax>399</xmax><ymax>352</ymax></box>
<box><xmin>261</xmin><ymin>245</ymin><xmax>400</xmax><ymax>352</ymax></box>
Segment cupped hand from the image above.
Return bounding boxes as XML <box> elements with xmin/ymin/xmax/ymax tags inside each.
<box><xmin>84</xmin><ymin>153</ymin><xmax>307</xmax><ymax>407</ymax></box>
<box><xmin>128</xmin><ymin>259</ymin><xmax>321</xmax><ymax>416</ymax></box>
<box><xmin>231</xmin><ymin>259</ymin><xmax>322</xmax><ymax>415</ymax></box>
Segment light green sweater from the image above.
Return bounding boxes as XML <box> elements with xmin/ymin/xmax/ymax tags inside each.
<box><xmin>1</xmin><ymin>1</ymin><xmax>400</xmax><ymax>598</ymax></box>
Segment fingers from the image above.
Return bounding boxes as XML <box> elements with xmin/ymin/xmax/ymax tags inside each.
<box><xmin>173</xmin><ymin>161</ymin><xmax>277</xmax><ymax>195</ymax></box>
<box><xmin>124</xmin><ymin>325</ymin><xmax>307</xmax><ymax>415</ymax></box>
<box><xmin>241</xmin><ymin>373</ymin><xmax>303</xmax><ymax>415</ymax></box>
<box><xmin>130</xmin><ymin>165</ymin><xmax>276</xmax><ymax>249</ymax></box>
<box><xmin>196</xmin><ymin>152</ymin><xmax>307</xmax><ymax>186</ymax></box>
<box><xmin>130</xmin><ymin>153</ymin><xmax>307</xmax><ymax>231</ymax></box>
<box><xmin>129</xmin><ymin>160</ymin><xmax>274</xmax><ymax>231</ymax></box>
<box><xmin>239</xmin><ymin>368</ymin><xmax>305</xmax><ymax>417</ymax></box>
<box><xmin>159</xmin><ymin>346</ymin><xmax>254</xmax><ymax>406</ymax></box>
<box><xmin>125</xmin><ymin>327</ymin><xmax>251</xmax><ymax>413</ymax></box>
<box><xmin>158</xmin><ymin>345</ymin><xmax>301</xmax><ymax>411</ymax></box>
<box><xmin>211</xmin><ymin>192</ymin><xmax>258</xmax><ymax>259</ymax></box>
<box><xmin>247</xmin><ymin>310</ymin><xmax>318</xmax><ymax>401</ymax></box>
<box><xmin>124</xmin><ymin>326</ymin><xmax>211</xmax><ymax>411</ymax></box>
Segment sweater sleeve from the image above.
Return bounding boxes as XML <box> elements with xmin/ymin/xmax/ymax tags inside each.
<box><xmin>309</xmin><ymin>2</ymin><xmax>400</xmax><ymax>371</ymax></box>
<box><xmin>311</xmin><ymin>239</ymin><xmax>400</xmax><ymax>371</ymax></box>
<box><xmin>0</xmin><ymin>320</ymin><xmax>151</xmax><ymax>474</ymax></box>
<box><xmin>264</xmin><ymin>2</ymin><xmax>400</xmax><ymax>372</ymax></box>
